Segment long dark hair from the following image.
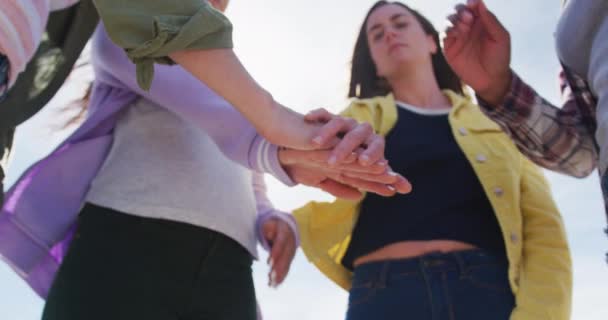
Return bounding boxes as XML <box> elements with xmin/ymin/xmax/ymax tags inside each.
<box><xmin>349</xmin><ymin>1</ymin><xmax>463</xmax><ymax>98</ymax></box>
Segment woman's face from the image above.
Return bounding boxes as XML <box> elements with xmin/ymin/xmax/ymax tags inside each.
<box><xmin>366</xmin><ymin>4</ymin><xmax>437</xmax><ymax>78</ymax></box>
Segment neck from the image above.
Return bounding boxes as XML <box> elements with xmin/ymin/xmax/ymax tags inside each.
<box><xmin>387</xmin><ymin>64</ymin><xmax>449</xmax><ymax>109</ymax></box>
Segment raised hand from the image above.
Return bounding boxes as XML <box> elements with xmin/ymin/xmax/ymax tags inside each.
<box><xmin>443</xmin><ymin>0</ymin><xmax>512</xmax><ymax>105</ymax></box>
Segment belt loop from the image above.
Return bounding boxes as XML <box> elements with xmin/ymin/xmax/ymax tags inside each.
<box><xmin>453</xmin><ymin>251</ymin><xmax>468</xmax><ymax>279</ymax></box>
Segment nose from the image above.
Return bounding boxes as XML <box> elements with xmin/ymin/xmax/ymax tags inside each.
<box><xmin>384</xmin><ymin>28</ymin><xmax>397</xmax><ymax>43</ymax></box>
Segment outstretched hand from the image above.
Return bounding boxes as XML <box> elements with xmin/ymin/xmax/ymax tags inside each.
<box><xmin>279</xmin><ymin>148</ymin><xmax>411</xmax><ymax>200</ymax></box>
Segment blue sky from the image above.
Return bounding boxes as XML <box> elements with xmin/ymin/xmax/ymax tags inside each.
<box><xmin>1</xmin><ymin>0</ymin><xmax>607</xmax><ymax>319</ymax></box>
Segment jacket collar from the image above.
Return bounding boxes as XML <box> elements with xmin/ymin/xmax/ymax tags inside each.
<box><xmin>376</xmin><ymin>90</ymin><xmax>502</xmax><ymax>133</ymax></box>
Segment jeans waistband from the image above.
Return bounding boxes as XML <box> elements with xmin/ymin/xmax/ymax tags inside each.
<box><xmin>351</xmin><ymin>249</ymin><xmax>508</xmax><ymax>289</ymax></box>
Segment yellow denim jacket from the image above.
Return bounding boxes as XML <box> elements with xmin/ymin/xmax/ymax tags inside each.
<box><xmin>293</xmin><ymin>91</ymin><xmax>572</xmax><ymax>320</ymax></box>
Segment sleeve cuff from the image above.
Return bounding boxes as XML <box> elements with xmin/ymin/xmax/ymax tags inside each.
<box><xmin>97</xmin><ymin>1</ymin><xmax>233</xmax><ymax>90</ymax></box>
<box><xmin>476</xmin><ymin>71</ymin><xmax>530</xmax><ymax>122</ymax></box>
<box><xmin>256</xmin><ymin>211</ymin><xmax>301</xmax><ymax>252</ymax></box>
<box><xmin>249</xmin><ymin>135</ymin><xmax>296</xmax><ymax>187</ymax></box>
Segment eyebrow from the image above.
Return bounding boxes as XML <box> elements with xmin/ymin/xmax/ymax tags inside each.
<box><xmin>368</xmin><ymin>13</ymin><xmax>408</xmax><ymax>33</ymax></box>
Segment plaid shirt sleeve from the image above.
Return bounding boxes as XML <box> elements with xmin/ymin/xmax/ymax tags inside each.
<box><xmin>477</xmin><ymin>71</ymin><xmax>598</xmax><ymax>178</ymax></box>
<box><xmin>0</xmin><ymin>54</ymin><xmax>8</xmax><ymax>102</ymax></box>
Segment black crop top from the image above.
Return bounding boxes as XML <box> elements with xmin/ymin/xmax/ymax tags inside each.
<box><xmin>341</xmin><ymin>103</ymin><xmax>506</xmax><ymax>270</ymax></box>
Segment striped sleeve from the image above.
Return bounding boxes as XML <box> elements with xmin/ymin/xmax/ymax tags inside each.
<box><xmin>0</xmin><ymin>0</ymin><xmax>79</xmax><ymax>87</ymax></box>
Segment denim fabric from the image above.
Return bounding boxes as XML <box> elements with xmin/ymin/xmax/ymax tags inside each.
<box><xmin>346</xmin><ymin>249</ymin><xmax>514</xmax><ymax>320</ymax></box>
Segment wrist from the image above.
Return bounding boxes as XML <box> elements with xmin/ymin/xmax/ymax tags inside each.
<box><xmin>255</xmin><ymin>94</ymin><xmax>283</xmax><ymax>144</ymax></box>
<box><xmin>477</xmin><ymin>70</ymin><xmax>513</xmax><ymax>106</ymax></box>
<box><xmin>277</xmin><ymin>148</ymin><xmax>306</xmax><ymax>185</ymax></box>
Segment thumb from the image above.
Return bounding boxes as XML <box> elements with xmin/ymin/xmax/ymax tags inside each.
<box><xmin>263</xmin><ymin>219</ymin><xmax>278</xmax><ymax>242</ymax></box>
<box><xmin>475</xmin><ymin>0</ymin><xmax>507</xmax><ymax>41</ymax></box>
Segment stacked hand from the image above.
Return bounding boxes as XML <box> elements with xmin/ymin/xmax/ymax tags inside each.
<box><xmin>279</xmin><ymin>108</ymin><xmax>411</xmax><ymax>200</ymax></box>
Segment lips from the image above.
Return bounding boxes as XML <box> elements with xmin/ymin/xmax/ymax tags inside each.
<box><xmin>388</xmin><ymin>43</ymin><xmax>407</xmax><ymax>54</ymax></box>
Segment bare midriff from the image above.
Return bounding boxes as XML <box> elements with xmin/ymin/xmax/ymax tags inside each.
<box><xmin>353</xmin><ymin>240</ymin><xmax>478</xmax><ymax>267</ymax></box>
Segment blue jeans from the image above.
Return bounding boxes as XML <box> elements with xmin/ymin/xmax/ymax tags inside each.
<box><xmin>346</xmin><ymin>249</ymin><xmax>515</xmax><ymax>320</ymax></box>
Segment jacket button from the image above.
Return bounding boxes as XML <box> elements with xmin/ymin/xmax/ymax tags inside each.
<box><xmin>459</xmin><ymin>127</ymin><xmax>468</xmax><ymax>136</ymax></box>
<box><xmin>494</xmin><ymin>187</ymin><xmax>504</xmax><ymax>197</ymax></box>
<box><xmin>476</xmin><ymin>154</ymin><xmax>487</xmax><ymax>163</ymax></box>
<box><xmin>510</xmin><ymin>233</ymin><xmax>518</xmax><ymax>243</ymax></box>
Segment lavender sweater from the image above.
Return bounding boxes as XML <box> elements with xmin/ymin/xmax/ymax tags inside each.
<box><xmin>0</xmin><ymin>24</ymin><xmax>295</xmax><ymax>298</ymax></box>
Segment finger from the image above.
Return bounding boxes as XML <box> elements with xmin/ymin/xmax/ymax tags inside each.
<box><xmin>337</xmin><ymin>175</ymin><xmax>397</xmax><ymax>197</ymax></box>
<box><xmin>443</xmin><ymin>27</ymin><xmax>466</xmax><ymax>60</ymax></box>
<box><xmin>447</xmin><ymin>13</ymin><xmax>459</xmax><ymax>27</ymax></box>
<box><xmin>304</xmin><ymin>108</ymin><xmax>334</xmax><ymax>123</ymax></box>
<box><xmin>444</xmin><ymin>25</ymin><xmax>458</xmax><ymax>39</ymax></box>
<box><xmin>303</xmin><ymin>149</ymin><xmax>360</xmax><ymax>165</ymax></box>
<box><xmin>442</xmin><ymin>34</ymin><xmax>457</xmax><ymax>52</ymax></box>
<box><xmin>269</xmin><ymin>224</ymin><xmax>289</xmax><ymax>286</ymax></box>
<box><xmin>262</xmin><ymin>220</ymin><xmax>278</xmax><ymax>264</ymax></box>
<box><xmin>441</xmin><ymin>37</ymin><xmax>456</xmax><ymax>55</ymax></box>
<box><xmin>328</xmin><ymin>121</ymin><xmax>372</xmax><ymax>165</ymax></box>
<box><xmin>475</xmin><ymin>0</ymin><xmax>508</xmax><ymax>41</ymax></box>
<box><xmin>305</xmin><ymin>154</ymin><xmax>388</xmax><ymax>174</ymax></box>
<box><xmin>455</xmin><ymin>4</ymin><xmax>475</xmax><ymax>25</ymax></box>
<box><xmin>456</xmin><ymin>4</ymin><xmax>475</xmax><ymax>22</ymax></box>
<box><xmin>391</xmin><ymin>175</ymin><xmax>413</xmax><ymax>194</ymax></box>
<box><xmin>359</xmin><ymin>133</ymin><xmax>385</xmax><ymax>166</ymax></box>
<box><xmin>312</xmin><ymin>116</ymin><xmax>354</xmax><ymax>148</ymax></box>
<box><xmin>307</xmin><ymin>148</ymin><xmax>386</xmax><ymax>173</ymax></box>
<box><xmin>342</xmin><ymin>170</ymin><xmax>401</xmax><ymax>185</ymax></box>
<box><xmin>451</xmin><ymin>12</ymin><xmax>472</xmax><ymax>35</ymax></box>
<box><xmin>332</xmin><ymin>161</ymin><xmax>388</xmax><ymax>175</ymax></box>
<box><xmin>319</xmin><ymin>179</ymin><xmax>364</xmax><ymax>200</ymax></box>
<box><xmin>271</xmin><ymin>225</ymin><xmax>296</xmax><ymax>286</ymax></box>
<box><xmin>262</xmin><ymin>219</ymin><xmax>277</xmax><ymax>243</ymax></box>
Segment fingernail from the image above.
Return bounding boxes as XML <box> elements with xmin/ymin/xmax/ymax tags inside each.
<box><xmin>313</xmin><ymin>136</ymin><xmax>323</xmax><ymax>145</ymax></box>
<box><xmin>388</xmin><ymin>171</ymin><xmax>399</xmax><ymax>177</ymax></box>
<box><xmin>360</xmin><ymin>155</ymin><xmax>370</xmax><ymax>164</ymax></box>
<box><xmin>269</xmin><ymin>258</ymin><xmax>274</xmax><ymax>269</ymax></box>
<box><xmin>328</xmin><ymin>156</ymin><xmax>338</xmax><ymax>165</ymax></box>
<box><xmin>270</xmin><ymin>271</ymin><xmax>278</xmax><ymax>288</ymax></box>
<box><xmin>387</xmin><ymin>185</ymin><xmax>396</xmax><ymax>192</ymax></box>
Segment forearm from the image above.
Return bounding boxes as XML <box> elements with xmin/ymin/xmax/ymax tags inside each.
<box><xmin>477</xmin><ymin>72</ymin><xmax>597</xmax><ymax>177</ymax></box>
<box><xmin>93</xmin><ymin>26</ymin><xmax>294</xmax><ymax>184</ymax></box>
<box><xmin>170</xmin><ymin>49</ymin><xmax>279</xmax><ymax>139</ymax></box>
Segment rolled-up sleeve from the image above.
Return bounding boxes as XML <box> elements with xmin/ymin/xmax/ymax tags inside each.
<box><xmin>92</xmin><ymin>0</ymin><xmax>233</xmax><ymax>90</ymax></box>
